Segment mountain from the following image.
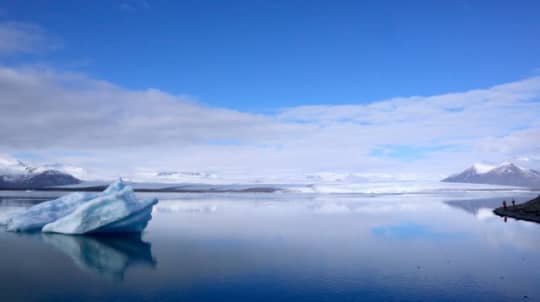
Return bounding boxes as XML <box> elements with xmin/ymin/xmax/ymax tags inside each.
<box><xmin>0</xmin><ymin>170</ymin><xmax>81</xmax><ymax>189</ymax></box>
<box><xmin>0</xmin><ymin>156</ymin><xmax>82</xmax><ymax>189</ymax></box>
<box><xmin>442</xmin><ymin>162</ymin><xmax>540</xmax><ymax>188</ymax></box>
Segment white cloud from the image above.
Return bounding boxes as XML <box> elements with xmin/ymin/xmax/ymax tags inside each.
<box><xmin>1</xmin><ymin>65</ymin><xmax>539</xmax><ymax>180</ymax></box>
<box><xmin>0</xmin><ymin>22</ymin><xmax>62</xmax><ymax>56</ymax></box>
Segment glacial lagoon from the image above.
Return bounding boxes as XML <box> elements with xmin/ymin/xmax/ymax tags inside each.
<box><xmin>1</xmin><ymin>190</ymin><xmax>540</xmax><ymax>301</ymax></box>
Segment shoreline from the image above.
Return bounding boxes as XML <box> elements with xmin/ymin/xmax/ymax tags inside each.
<box><xmin>0</xmin><ymin>185</ymin><xmax>539</xmax><ymax>194</ymax></box>
<box><xmin>493</xmin><ymin>195</ymin><xmax>540</xmax><ymax>223</ymax></box>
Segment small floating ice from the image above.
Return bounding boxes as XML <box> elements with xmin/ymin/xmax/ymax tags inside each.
<box><xmin>2</xmin><ymin>180</ymin><xmax>158</xmax><ymax>234</ymax></box>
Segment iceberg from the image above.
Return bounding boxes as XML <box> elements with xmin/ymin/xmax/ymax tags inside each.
<box><xmin>3</xmin><ymin>180</ymin><xmax>158</xmax><ymax>234</ymax></box>
<box><xmin>3</xmin><ymin>192</ymin><xmax>97</xmax><ymax>232</ymax></box>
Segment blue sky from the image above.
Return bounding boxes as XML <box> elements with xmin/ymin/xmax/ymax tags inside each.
<box><xmin>2</xmin><ymin>0</ymin><xmax>540</xmax><ymax>111</ymax></box>
<box><xmin>0</xmin><ymin>1</ymin><xmax>539</xmax><ymax>181</ymax></box>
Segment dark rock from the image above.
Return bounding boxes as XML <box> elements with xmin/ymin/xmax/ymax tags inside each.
<box><xmin>493</xmin><ymin>195</ymin><xmax>540</xmax><ymax>223</ymax></box>
<box><xmin>0</xmin><ymin>170</ymin><xmax>80</xmax><ymax>189</ymax></box>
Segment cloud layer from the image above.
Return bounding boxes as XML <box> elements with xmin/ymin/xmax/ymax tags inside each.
<box><xmin>1</xmin><ymin>65</ymin><xmax>539</xmax><ymax>180</ymax></box>
<box><xmin>0</xmin><ymin>22</ymin><xmax>61</xmax><ymax>56</ymax></box>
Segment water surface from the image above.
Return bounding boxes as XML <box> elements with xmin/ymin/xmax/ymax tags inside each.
<box><xmin>1</xmin><ymin>191</ymin><xmax>539</xmax><ymax>301</ymax></box>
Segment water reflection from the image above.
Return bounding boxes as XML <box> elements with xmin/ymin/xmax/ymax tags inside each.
<box><xmin>444</xmin><ymin>195</ymin><xmax>540</xmax><ymax>226</ymax></box>
<box><xmin>41</xmin><ymin>233</ymin><xmax>156</xmax><ymax>280</ymax></box>
<box><xmin>2</xmin><ymin>192</ymin><xmax>540</xmax><ymax>301</ymax></box>
<box><xmin>444</xmin><ymin>197</ymin><xmax>514</xmax><ymax>215</ymax></box>
<box><xmin>371</xmin><ymin>222</ymin><xmax>462</xmax><ymax>240</ymax></box>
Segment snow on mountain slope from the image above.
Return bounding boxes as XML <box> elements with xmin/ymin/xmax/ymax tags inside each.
<box><xmin>442</xmin><ymin>162</ymin><xmax>540</xmax><ymax>188</ymax></box>
<box><xmin>0</xmin><ymin>155</ymin><xmax>86</xmax><ymax>177</ymax></box>
<box><xmin>0</xmin><ymin>155</ymin><xmax>82</xmax><ymax>189</ymax></box>
<box><xmin>471</xmin><ymin>163</ymin><xmax>496</xmax><ymax>174</ymax></box>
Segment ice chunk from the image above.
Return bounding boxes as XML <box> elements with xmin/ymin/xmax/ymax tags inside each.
<box><xmin>42</xmin><ymin>181</ymin><xmax>158</xmax><ymax>234</ymax></box>
<box><xmin>102</xmin><ymin>178</ymin><xmax>128</xmax><ymax>194</ymax></box>
<box><xmin>4</xmin><ymin>192</ymin><xmax>97</xmax><ymax>232</ymax></box>
<box><xmin>3</xmin><ymin>179</ymin><xmax>158</xmax><ymax>234</ymax></box>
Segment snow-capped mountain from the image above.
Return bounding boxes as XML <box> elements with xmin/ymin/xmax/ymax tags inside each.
<box><xmin>442</xmin><ymin>162</ymin><xmax>540</xmax><ymax>188</ymax></box>
<box><xmin>0</xmin><ymin>170</ymin><xmax>81</xmax><ymax>189</ymax></box>
<box><xmin>0</xmin><ymin>156</ymin><xmax>82</xmax><ymax>189</ymax></box>
<box><xmin>0</xmin><ymin>157</ymin><xmax>34</xmax><ymax>175</ymax></box>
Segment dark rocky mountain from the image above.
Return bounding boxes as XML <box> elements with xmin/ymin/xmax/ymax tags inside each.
<box><xmin>442</xmin><ymin>163</ymin><xmax>540</xmax><ymax>188</ymax></box>
<box><xmin>0</xmin><ymin>170</ymin><xmax>81</xmax><ymax>189</ymax></box>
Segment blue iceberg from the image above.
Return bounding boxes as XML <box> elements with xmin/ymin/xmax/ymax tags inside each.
<box><xmin>3</xmin><ymin>192</ymin><xmax>97</xmax><ymax>232</ymax></box>
<box><xmin>2</xmin><ymin>180</ymin><xmax>158</xmax><ymax>234</ymax></box>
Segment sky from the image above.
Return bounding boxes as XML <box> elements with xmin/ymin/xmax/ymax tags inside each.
<box><xmin>0</xmin><ymin>0</ymin><xmax>539</xmax><ymax>181</ymax></box>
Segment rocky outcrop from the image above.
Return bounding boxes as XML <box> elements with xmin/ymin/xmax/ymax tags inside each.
<box><xmin>493</xmin><ymin>195</ymin><xmax>540</xmax><ymax>223</ymax></box>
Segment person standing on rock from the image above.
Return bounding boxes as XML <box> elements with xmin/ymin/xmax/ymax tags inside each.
<box><xmin>503</xmin><ymin>200</ymin><xmax>507</xmax><ymax>209</ymax></box>
<box><xmin>512</xmin><ymin>199</ymin><xmax>516</xmax><ymax>207</ymax></box>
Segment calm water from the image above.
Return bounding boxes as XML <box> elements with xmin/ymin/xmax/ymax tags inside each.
<box><xmin>1</xmin><ymin>191</ymin><xmax>540</xmax><ymax>301</ymax></box>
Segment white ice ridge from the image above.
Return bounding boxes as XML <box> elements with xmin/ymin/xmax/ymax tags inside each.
<box><xmin>2</xmin><ymin>192</ymin><xmax>97</xmax><ymax>232</ymax></box>
<box><xmin>2</xmin><ymin>180</ymin><xmax>158</xmax><ymax>234</ymax></box>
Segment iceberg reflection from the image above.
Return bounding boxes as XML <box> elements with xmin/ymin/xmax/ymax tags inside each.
<box><xmin>42</xmin><ymin>233</ymin><xmax>156</xmax><ymax>280</ymax></box>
